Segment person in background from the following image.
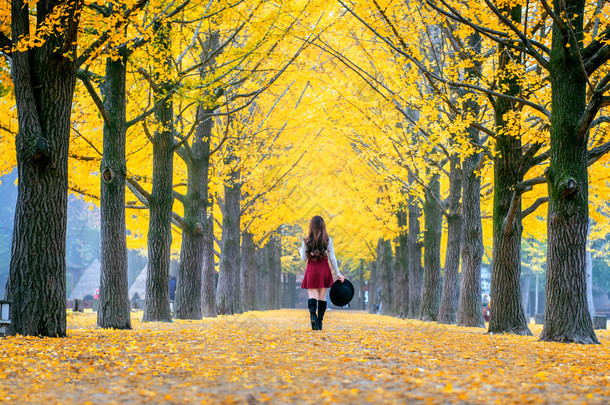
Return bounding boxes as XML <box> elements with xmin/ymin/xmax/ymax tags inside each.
<box><xmin>483</xmin><ymin>294</ymin><xmax>490</xmax><ymax>322</ymax></box>
<box><xmin>169</xmin><ymin>276</ymin><xmax>176</xmax><ymax>301</ymax></box>
<box><xmin>299</xmin><ymin>215</ymin><xmax>344</xmax><ymax>330</ymax></box>
<box><xmin>377</xmin><ymin>286</ymin><xmax>382</xmax><ymax>315</ymax></box>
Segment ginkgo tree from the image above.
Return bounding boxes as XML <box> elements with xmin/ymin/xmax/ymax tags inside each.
<box><xmin>1</xmin><ymin>0</ymin><xmax>83</xmax><ymax>337</ymax></box>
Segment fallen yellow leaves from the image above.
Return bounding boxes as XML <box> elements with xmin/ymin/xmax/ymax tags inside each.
<box><xmin>0</xmin><ymin>309</ymin><xmax>608</xmax><ymax>404</ymax></box>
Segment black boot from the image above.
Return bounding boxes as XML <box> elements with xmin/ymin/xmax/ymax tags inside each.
<box><xmin>307</xmin><ymin>298</ymin><xmax>318</xmax><ymax>330</ymax></box>
<box><xmin>316</xmin><ymin>300</ymin><xmax>327</xmax><ymax>330</ymax></box>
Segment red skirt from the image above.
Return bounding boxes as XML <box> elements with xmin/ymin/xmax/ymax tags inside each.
<box><xmin>301</xmin><ymin>259</ymin><xmax>333</xmax><ymax>289</ymax></box>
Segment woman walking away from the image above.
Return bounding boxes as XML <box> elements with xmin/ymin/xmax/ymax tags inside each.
<box><xmin>299</xmin><ymin>216</ymin><xmax>344</xmax><ymax>330</ymax></box>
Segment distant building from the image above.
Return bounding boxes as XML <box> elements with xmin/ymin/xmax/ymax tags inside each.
<box><xmin>129</xmin><ymin>264</ymin><xmax>148</xmax><ymax>300</ymax></box>
<box><xmin>69</xmin><ymin>259</ymin><xmax>100</xmax><ymax>300</ymax></box>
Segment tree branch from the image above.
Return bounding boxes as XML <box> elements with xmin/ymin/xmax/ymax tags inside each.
<box><xmin>583</xmin><ymin>26</ymin><xmax>610</xmax><ymax>73</ymax></box>
<box><xmin>521</xmin><ymin>197</ymin><xmax>549</xmax><ymax>219</ymax></box>
<box><xmin>77</xmin><ymin>69</ymin><xmax>112</xmax><ymax>126</ymax></box>
<box><xmin>588</xmin><ymin>139</ymin><xmax>610</xmax><ymax>166</ymax></box>
<box><xmin>538</xmin><ymin>0</ymin><xmax>567</xmax><ymax>34</ymax></box>
<box><xmin>126</xmin><ymin>177</ymin><xmax>152</xmax><ymax>206</ymax></box>
<box><xmin>576</xmin><ymin>94</ymin><xmax>610</xmax><ymax>139</ymax></box>
<box><xmin>126</xmin><ymin>176</ymin><xmax>185</xmax><ymax>229</ymax></box>
<box><xmin>86</xmin><ymin>3</ymin><xmax>111</xmax><ymax>17</ymax></box>
<box><xmin>502</xmin><ymin>191</ymin><xmax>521</xmax><ymax>235</ymax></box>
<box><xmin>0</xmin><ymin>31</ymin><xmax>12</xmax><ymax>57</ymax></box>
<box><xmin>76</xmin><ymin>0</ymin><xmax>148</xmax><ymax>67</ymax></box>
<box><xmin>173</xmin><ymin>190</ymin><xmax>186</xmax><ymax>205</ymax></box>
<box><xmin>338</xmin><ymin>0</ymin><xmax>550</xmax><ymax>118</ymax></box>
<box><xmin>482</xmin><ymin>0</ymin><xmax>550</xmax><ymax>69</ymax></box>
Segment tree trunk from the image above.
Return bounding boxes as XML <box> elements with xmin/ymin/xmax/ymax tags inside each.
<box><xmin>174</xmin><ymin>108</ymin><xmax>211</xmax><ymax>320</ymax></box>
<box><xmin>216</xmin><ymin>168</ymin><xmax>241</xmax><ymax>315</ymax></box>
<box><xmin>241</xmin><ymin>231</ymin><xmax>256</xmax><ymax>311</ymax></box>
<box><xmin>457</xmin><ymin>151</ymin><xmax>485</xmax><ymax>327</ymax></box>
<box><xmin>359</xmin><ymin>260</ymin><xmax>366</xmax><ymax>310</ymax></box>
<box><xmin>379</xmin><ymin>239</ymin><xmax>393</xmax><ymax>315</ymax></box>
<box><xmin>257</xmin><ymin>246</ymin><xmax>270</xmax><ymax>310</ymax></box>
<box><xmin>488</xmin><ymin>5</ymin><xmax>531</xmax><ymax>335</ymax></box>
<box><xmin>521</xmin><ymin>262</ymin><xmax>532</xmax><ymax>319</ymax></box>
<box><xmin>394</xmin><ymin>209</ymin><xmax>409</xmax><ymax>318</ymax></box>
<box><xmin>407</xmin><ymin>181</ymin><xmax>423</xmax><ymax>319</ymax></box>
<box><xmin>368</xmin><ymin>261</ymin><xmax>378</xmax><ymax>313</ymax></box>
<box><xmin>535</xmin><ymin>273</ymin><xmax>539</xmax><ymax>315</ymax></box>
<box><xmin>285</xmin><ymin>272</ymin><xmax>296</xmax><ymax>308</ymax></box>
<box><xmin>97</xmin><ymin>46</ymin><xmax>131</xmax><ymax>329</ymax></box>
<box><xmin>261</xmin><ymin>234</ymin><xmax>281</xmax><ymax>310</ymax></box>
<box><xmin>176</xmin><ymin>32</ymin><xmax>219</xmax><ymax>320</ymax></box>
<box><xmin>143</xmin><ymin>22</ymin><xmax>174</xmax><ymax>322</ymax></box>
<box><xmin>174</xmin><ymin>148</ymin><xmax>205</xmax><ymax>319</ymax></box>
<box><xmin>541</xmin><ymin>0</ymin><xmax>598</xmax><ymax>343</ymax></box>
<box><xmin>6</xmin><ymin>0</ymin><xmax>80</xmax><ymax>337</ymax></box>
<box><xmin>420</xmin><ymin>176</ymin><xmax>442</xmax><ymax>321</ymax></box>
<box><xmin>273</xmin><ymin>233</ymin><xmax>282</xmax><ymax>309</ymax></box>
<box><xmin>438</xmin><ymin>155</ymin><xmax>462</xmax><ymax>324</ymax></box>
<box><xmin>456</xmin><ymin>31</ymin><xmax>485</xmax><ymax>329</ymax></box>
<box><xmin>201</xmin><ymin>197</ymin><xmax>216</xmax><ymax>317</ymax></box>
<box><xmin>586</xmin><ymin>248</ymin><xmax>595</xmax><ymax>320</ymax></box>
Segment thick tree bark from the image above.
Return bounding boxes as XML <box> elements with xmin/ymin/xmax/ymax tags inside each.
<box><xmin>260</xmin><ymin>234</ymin><xmax>281</xmax><ymax>310</ymax></box>
<box><xmin>438</xmin><ymin>156</ymin><xmax>462</xmax><ymax>324</ymax></box>
<box><xmin>143</xmin><ymin>22</ymin><xmax>174</xmax><ymax>322</ymax></box>
<box><xmin>175</xmin><ymin>32</ymin><xmax>219</xmax><ymax>320</ymax></box>
<box><xmin>241</xmin><ymin>231</ymin><xmax>256</xmax><ymax>311</ymax></box>
<box><xmin>216</xmin><ymin>167</ymin><xmax>241</xmax><ymax>315</ymax></box>
<box><xmin>457</xmin><ymin>32</ymin><xmax>485</xmax><ymax>329</ymax></box>
<box><xmin>201</xmin><ymin>198</ymin><xmax>216</xmax><ymax>317</ymax></box>
<box><xmin>457</xmin><ymin>149</ymin><xmax>485</xmax><ymax>328</ymax></box>
<box><xmin>174</xmin><ymin>108</ymin><xmax>210</xmax><ymax>320</ymax></box>
<box><xmin>97</xmin><ymin>45</ymin><xmax>131</xmax><ymax>329</ymax></box>
<box><xmin>394</xmin><ymin>210</ymin><xmax>409</xmax><ymax>318</ymax></box>
<box><xmin>257</xmin><ymin>245</ymin><xmax>270</xmax><ymax>310</ymax></box>
<box><xmin>420</xmin><ymin>176</ymin><xmax>442</xmax><ymax>321</ymax></box>
<box><xmin>379</xmin><ymin>239</ymin><xmax>393</xmax><ymax>315</ymax></box>
<box><xmin>541</xmin><ymin>0</ymin><xmax>598</xmax><ymax>343</ymax></box>
<box><xmin>489</xmin><ymin>6</ymin><xmax>531</xmax><ymax>335</ymax></box>
<box><xmin>407</xmin><ymin>182</ymin><xmax>423</xmax><ymax>319</ymax></box>
<box><xmin>174</xmin><ymin>147</ymin><xmax>205</xmax><ymax>319</ymax></box>
<box><xmin>5</xmin><ymin>0</ymin><xmax>80</xmax><ymax>337</ymax></box>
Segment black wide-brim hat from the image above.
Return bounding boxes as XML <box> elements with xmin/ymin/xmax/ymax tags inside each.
<box><xmin>330</xmin><ymin>279</ymin><xmax>354</xmax><ymax>307</ymax></box>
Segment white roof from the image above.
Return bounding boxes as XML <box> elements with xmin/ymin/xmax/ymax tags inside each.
<box><xmin>69</xmin><ymin>259</ymin><xmax>100</xmax><ymax>300</ymax></box>
<box><xmin>129</xmin><ymin>264</ymin><xmax>147</xmax><ymax>299</ymax></box>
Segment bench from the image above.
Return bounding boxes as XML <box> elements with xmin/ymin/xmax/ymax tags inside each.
<box><xmin>0</xmin><ymin>300</ymin><xmax>11</xmax><ymax>336</ymax></box>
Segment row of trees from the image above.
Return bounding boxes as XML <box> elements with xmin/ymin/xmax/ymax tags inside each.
<box><xmin>1</xmin><ymin>0</ymin><xmax>609</xmax><ymax>346</ymax></box>
<box><xmin>0</xmin><ymin>0</ymin><xmax>323</xmax><ymax>335</ymax></box>
<box><xmin>314</xmin><ymin>0</ymin><xmax>610</xmax><ymax>344</ymax></box>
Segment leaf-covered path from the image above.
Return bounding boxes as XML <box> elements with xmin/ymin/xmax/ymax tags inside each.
<box><xmin>1</xmin><ymin>310</ymin><xmax>609</xmax><ymax>404</ymax></box>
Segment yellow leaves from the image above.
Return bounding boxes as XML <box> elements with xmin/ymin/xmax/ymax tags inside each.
<box><xmin>2</xmin><ymin>310</ymin><xmax>608</xmax><ymax>403</ymax></box>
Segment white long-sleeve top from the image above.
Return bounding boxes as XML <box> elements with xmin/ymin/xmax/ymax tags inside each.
<box><xmin>299</xmin><ymin>238</ymin><xmax>342</xmax><ymax>277</ymax></box>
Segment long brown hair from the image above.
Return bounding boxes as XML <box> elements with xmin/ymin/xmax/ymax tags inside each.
<box><xmin>305</xmin><ymin>215</ymin><xmax>329</xmax><ymax>261</ymax></box>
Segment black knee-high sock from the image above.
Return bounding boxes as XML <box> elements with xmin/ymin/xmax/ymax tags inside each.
<box><xmin>317</xmin><ymin>300</ymin><xmax>327</xmax><ymax>321</ymax></box>
<box><xmin>307</xmin><ymin>298</ymin><xmax>317</xmax><ymax>316</ymax></box>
